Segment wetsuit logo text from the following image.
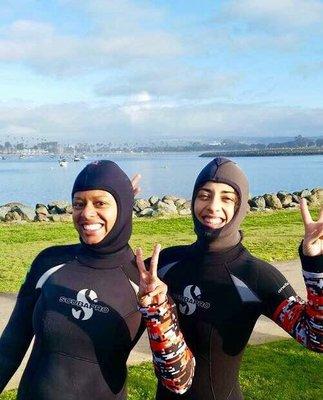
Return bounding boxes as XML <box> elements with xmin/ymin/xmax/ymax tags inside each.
<box><xmin>59</xmin><ymin>289</ymin><xmax>109</xmax><ymax>320</ymax></box>
<box><xmin>173</xmin><ymin>285</ymin><xmax>210</xmax><ymax>315</ymax></box>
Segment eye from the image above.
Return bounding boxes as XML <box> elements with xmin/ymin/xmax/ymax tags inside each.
<box><xmin>72</xmin><ymin>201</ymin><xmax>84</xmax><ymax>210</ymax></box>
<box><xmin>94</xmin><ymin>201</ymin><xmax>108</xmax><ymax>208</ymax></box>
<box><xmin>197</xmin><ymin>192</ymin><xmax>209</xmax><ymax>200</ymax></box>
<box><xmin>223</xmin><ymin>196</ymin><xmax>236</xmax><ymax>203</ymax></box>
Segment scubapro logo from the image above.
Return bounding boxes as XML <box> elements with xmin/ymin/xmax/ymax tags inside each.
<box><xmin>59</xmin><ymin>289</ymin><xmax>109</xmax><ymax>321</ymax></box>
<box><xmin>173</xmin><ymin>285</ymin><xmax>210</xmax><ymax>315</ymax></box>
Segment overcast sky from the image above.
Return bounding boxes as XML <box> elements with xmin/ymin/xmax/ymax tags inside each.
<box><xmin>1</xmin><ymin>0</ymin><xmax>323</xmax><ymax>143</ymax></box>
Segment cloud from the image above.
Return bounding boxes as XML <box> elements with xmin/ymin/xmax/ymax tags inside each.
<box><xmin>0</xmin><ymin>1</ymin><xmax>183</xmax><ymax>76</ymax></box>
<box><xmin>95</xmin><ymin>66</ymin><xmax>241</xmax><ymax>100</ymax></box>
<box><xmin>223</xmin><ymin>0</ymin><xmax>323</xmax><ymax>30</ymax></box>
<box><xmin>0</xmin><ymin>100</ymin><xmax>322</xmax><ymax>142</ymax></box>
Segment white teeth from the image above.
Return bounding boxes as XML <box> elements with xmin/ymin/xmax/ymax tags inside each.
<box><xmin>82</xmin><ymin>224</ymin><xmax>103</xmax><ymax>231</ymax></box>
<box><xmin>204</xmin><ymin>217</ymin><xmax>223</xmax><ymax>225</ymax></box>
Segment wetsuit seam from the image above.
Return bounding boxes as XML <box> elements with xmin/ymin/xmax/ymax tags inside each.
<box><xmin>44</xmin><ymin>350</ymin><xmax>102</xmax><ymax>364</ymax></box>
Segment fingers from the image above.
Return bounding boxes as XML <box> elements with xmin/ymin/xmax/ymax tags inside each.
<box><xmin>300</xmin><ymin>198</ymin><xmax>312</xmax><ymax>226</ymax></box>
<box><xmin>131</xmin><ymin>173</ymin><xmax>141</xmax><ymax>197</ymax></box>
<box><xmin>150</xmin><ymin>243</ymin><xmax>161</xmax><ymax>278</ymax></box>
<box><xmin>135</xmin><ymin>247</ymin><xmax>146</xmax><ymax>276</ymax></box>
<box><xmin>319</xmin><ymin>206</ymin><xmax>323</xmax><ymax>222</ymax></box>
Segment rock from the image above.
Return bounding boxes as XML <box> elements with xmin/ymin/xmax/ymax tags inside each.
<box><xmin>138</xmin><ymin>208</ymin><xmax>155</xmax><ymax>217</ymax></box>
<box><xmin>163</xmin><ymin>198</ymin><xmax>176</xmax><ymax>206</ymax></box>
<box><xmin>4</xmin><ymin>202</ymin><xmax>26</xmax><ymax>208</ymax></box>
<box><xmin>49</xmin><ymin>214</ymin><xmax>61</xmax><ymax>222</ymax></box>
<box><xmin>181</xmin><ymin>201</ymin><xmax>192</xmax><ymax>210</ymax></box>
<box><xmin>178</xmin><ymin>209</ymin><xmax>191</xmax><ymax>216</ymax></box>
<box><xmin>155</xmin><ymin>201</ymin><xmax>178</xmax><ymax>215</ymax></box>
<box><xmin>65</xmin><ymin>205</ymin><xmax>73</xmax><ymax>214</ymax></box>
<box><xmin>299</xmin><ymin>189</ymin><xmax>312</xmax><ymax>198</ymax></box>
<box><xmin>48</xmin><ymin>201</ymin><xmax>71</xmax><ymax>214</ymax></box>
<box><xmin>288</xmin><ymin>202</ymin><xmax>299</xmax><ymax>208</ymax></box>
<box><xmin>133</xmin><ymin>199</ymin><xmax>150</xmax><ymax>212</ymax></box>
<box><xmin>149</xmin><ymin>196</ymin><xmax>159</xmax><ymax>206</ymax></box>
<box><xmin>291</xmin><ymin>194</ymin><xmax>300</xmax><ymax>203</ymax></box>
<box><xmin>175</xmin><ymin>198</ymin><xmax>187</xmax><ymax>207</ymax></box>
<box><xmin>309</xmin><ymin>188</ymin><xmax>322</xmax><ymax>206</ymax></box>
<box><xmin>35</xmin><ymin>213</ymin><xmax>49</xmax><ymax>222</ymax></box>
<box><xmin>5</xmin><ymin>211</ymin><xmax>22</xmax><ymax>221</ymax></box>
<box><xmin>35</xmin><ymin>204</ymin><xmax>49</xmax><ymax>216</ymax></box>
<box><xmin>0</xmin><ymin>206</ymin><xmax>11</xmax><ymax>221</ymax></box>
<box><xmin>276</xmin><ymin>192</ymin><xmax>293</xmax><ymax>207</ymax></box>
<box><xmin>59</xmin><ymin>213</ymin><xmax>73</xmax><ymax>222</ymax></box>
<box><xmin>11</xmin><ymin>205</ymin><xmax>36</xmax><ymax>221</ymax></box>
<box><xmin>248</xmin><ymin>196</ymin><xmax>266</xmax><ymax>210</ymax></box>
<box><xmin>162</xmin><ymin>195</ymin><xmax>179</xmax><ymax>203</ymax></box>
<box><xmin>263</xmin><ymin>194</ymin><xmax>282</xmax><ymax>209</ymax></box>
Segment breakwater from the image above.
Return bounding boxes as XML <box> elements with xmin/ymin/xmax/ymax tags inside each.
<box><xmin>200</xmin><ymin>148</ymin><xmax>323</xmax><ymax>158</ymax></box>
<box><xmin>0</xmin><ymin>188</ymin><xmax>321</xmax><ymax>222</ymax></box>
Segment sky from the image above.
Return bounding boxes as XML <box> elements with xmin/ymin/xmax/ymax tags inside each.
<box><xmin>1</xmin><ymin>0</ymin><xmax>323</xmax><ymax>143</ymax></box>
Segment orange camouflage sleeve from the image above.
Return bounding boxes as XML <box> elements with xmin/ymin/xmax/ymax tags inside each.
<box><xmin>139</xmin><ymin>299</ymin><xmax>195</xmax><ymax>394</ymax></box>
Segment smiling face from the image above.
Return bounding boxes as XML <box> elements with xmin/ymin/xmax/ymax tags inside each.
<box><xmin>72</xmin><ymin>190</ymin><xmax>118</xmax><ymax>245</ymax></box>
<box><xmin>193</xmin><ymin>181</ymin><xmax>238</xmax><ymax>229</ymax></box>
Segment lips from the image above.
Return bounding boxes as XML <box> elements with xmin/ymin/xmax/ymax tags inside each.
<box><xmin>202</xmin><ymin>216</ymin><xmax>225</xmax><ymax>228</ymax></box>
<box><xmin>81</xmin><ymin>223</ymin><xmax>104</xmax><ymax>232</ymax></box>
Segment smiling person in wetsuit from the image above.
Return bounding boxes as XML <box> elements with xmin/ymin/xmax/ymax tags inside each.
<box><xmin>142</xmin><ymin>157</ymin><xmax>322</xmax><ymax>400</ymax></box>
<box><xmin>0</xmin><ymin>160</ymin><xmax>194</xmax><ymax>400</ymax></box>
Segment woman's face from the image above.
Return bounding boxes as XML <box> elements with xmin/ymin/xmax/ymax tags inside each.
<box><xmin>72</xmin><ymin>190</ymin><xmax>118</xmax><ymax>245</ymax></box>
<box><xmin>194</xmin><ymin>181</ymin><xmax>238</xmax><ymax>229</ymax></box>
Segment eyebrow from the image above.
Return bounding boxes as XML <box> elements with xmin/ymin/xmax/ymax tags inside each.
<box><xmin>198</xmin><ymin>188</ymin><xmax>237</xmax><ymax>195</ymax></box>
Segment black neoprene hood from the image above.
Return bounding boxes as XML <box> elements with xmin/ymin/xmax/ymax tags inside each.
<box><xmin>192</xmin><ymin>157</ymin><xmax>249</xmax><ymax>250</ymax></box>
<box><xmin>72</xmin><ymin>160</ymin><xmax>134</xmax><ymax>255</ymax></box>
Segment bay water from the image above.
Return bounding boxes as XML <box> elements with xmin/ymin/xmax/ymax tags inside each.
<box><xmin>0</xmin><ymin>153</ymin><xmax>322</xmax><ymax>206</ymax></box>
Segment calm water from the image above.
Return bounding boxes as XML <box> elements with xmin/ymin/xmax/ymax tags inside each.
<box><xmin>0</xmin><ymin>153</ymin><xmax>322</xmax><ymax>206</ymax></box>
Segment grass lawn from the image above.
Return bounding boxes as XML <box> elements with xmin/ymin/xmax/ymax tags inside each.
<box><xmin>0</xmin><ymin>208</ymin><xmax>318</xmax><ymax>293</ymax></box>
<box><xmin>1</xmin><ymin>340</ymin><xmax>321</xmax><ymax>399</ymax></box>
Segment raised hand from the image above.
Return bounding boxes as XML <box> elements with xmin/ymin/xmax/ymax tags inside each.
<box><xmin>300</xmin><ymin>198</ymin><xmax>323</xmax><ymax>256</ymax></box>
<box><xmin>131</xmin><ymin>173</ymin><xmax>141</xmax><ymax>197</ymax></box>
<box><xmin>136</xmin><ymin>244</ymin><xmax>168</xmax><ymax>307</ymax></box>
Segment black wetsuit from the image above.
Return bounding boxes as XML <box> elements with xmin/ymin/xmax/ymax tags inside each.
<box><xmin>155</xmin><ymin>242</ymin><xmax>323</xmax><ymax>400</ymax></box>
<box><xmin>0</xmin><ymin>244</ymin><xmax>144</xmax><ymax>400</ymax></box>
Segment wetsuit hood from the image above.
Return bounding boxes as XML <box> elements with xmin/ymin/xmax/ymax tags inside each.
<box><xmin>72</xmin><ymin>160</ymin><xmax>134</xmax><ymax>257</ymax></box>
<box><xmin>192</xmin><ymin>157</ymin><xmax>249</xmax><ymax>250</ymax></box>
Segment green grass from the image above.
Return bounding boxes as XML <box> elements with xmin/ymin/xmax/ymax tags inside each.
<box><xmin>1</xmin><ymin>340</ymin><xmax>321</xmax><ymax>400</ymax></box>
<box><xmin>0</xmin><ymin>208</ymin><xmax>319</xmax><ymax>292</ymax></box>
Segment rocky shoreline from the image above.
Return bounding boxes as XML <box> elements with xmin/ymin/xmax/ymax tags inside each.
<box><xmin>0</xmin><ymin>188</ymin><xmax>321</xmax><ymax>223</ymax></box>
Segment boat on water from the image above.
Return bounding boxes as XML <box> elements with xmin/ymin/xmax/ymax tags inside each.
<box><xmin>59</xmin><ymin>158</ymin><xmax>68</xmax><ymax>167</ymax></box>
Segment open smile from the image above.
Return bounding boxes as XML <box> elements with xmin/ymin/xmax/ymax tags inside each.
<box><xmin>202</xmin><ymin>216</ymin><xmax>226</xmax><ymax>228</ymax></box>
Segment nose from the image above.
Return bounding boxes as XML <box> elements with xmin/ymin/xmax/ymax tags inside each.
<box><xmin>80</xmin><ymin>203</ymin><xmax>96</xmax><ymax>219</ymax></box>
<box><xmin>207</xmin><ymin>197</ymin><xmax>221</xmax><ymax>214</ymax></box>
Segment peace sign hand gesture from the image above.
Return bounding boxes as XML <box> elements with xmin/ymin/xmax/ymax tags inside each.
<box><xmin>136</xmin><ymin>244</ymin><xmax>168</xmax><ymax>307</ymax></box>
<box><xmin>300</xmin><ymin>198</ymin><xmax>323</xmax><ymax>257</ymax></box>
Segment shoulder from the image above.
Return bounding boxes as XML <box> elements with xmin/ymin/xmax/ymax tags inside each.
<box><xmin>159</xmin><ymin>245</ymin><xmax>191</xmax><ymax>266</ymax></box>
<box><xmin>28</xmin><ymin>244</ymin><xmax>79</xmax><ymax>282</ymax></box>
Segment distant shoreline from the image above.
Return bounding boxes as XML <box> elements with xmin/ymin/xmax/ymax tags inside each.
<box><xmin>200</xmin><ymin>148</ymin><xmax>323</xmax><ymax>158</ymax></box>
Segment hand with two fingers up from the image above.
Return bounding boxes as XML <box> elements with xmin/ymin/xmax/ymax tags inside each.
<box><xmin>300</xmin><ymin>198</ymin><xmax>323</xmax><ymax>257</ymax></box>
<box><xmin>136</xmin><ymin>243</ymin><xmax>168</xmax><ymax>307</ymax></box>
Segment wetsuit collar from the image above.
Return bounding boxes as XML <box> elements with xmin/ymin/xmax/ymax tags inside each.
<box><xmin>193</xmin><ymin>240</ymin><xmax>246</xmax><ymax>264</ymax></box>
<box><xmin>76</xmin><ymin>244</ymin><xmax>135</xmax><ymax>269</ymax></box>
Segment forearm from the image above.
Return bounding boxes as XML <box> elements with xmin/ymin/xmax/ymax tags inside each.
<box><xmin>273</xmin><ymin>248</ymin><xmax>322</xmax><ymax>352</ymax></box>
<box><xmin>0</xmin><ymin>297</ymin><xmax>34</xmax><ymax>392</ymax></box>
<box><xmin>139</xmin><ymin>300</ymin><xmax>195</xmax><ymax>394</ymax></box>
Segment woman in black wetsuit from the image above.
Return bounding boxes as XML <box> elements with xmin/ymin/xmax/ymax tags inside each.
<box><xmin>149</xmin><ymin>157</ymin><xmax>322</xmax><ymax>400</ymax></box>
<box><xmin>0</xmin><ymin>160</ymin><xmax>194</xmax><ymax>399</ymax></box>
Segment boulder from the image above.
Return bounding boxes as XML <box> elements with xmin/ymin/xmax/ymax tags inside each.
<box><xmin>276</xmin><ymin>192</ymin><xmax>293</xmax><ymax>207</ymax></box>
<box><xmin>178</xmin><ymin>209</ymin><xmax>191</xmax><ymax>216</ymax></box>
<box><xmin>0</xmin><ymin>206</ymin><xmax>11</xmax><ymax>221</ymax></box>
<box><xmin>291</xmin><ymin>194</ymin><xmax>300</xmax><ymax>203</ymax></box>
<box><xmin>263</xmin><ymin>194</ymin><xmax>282</xmax><ymax>209</ymax></box>
<box><xmin>248</xmin><ymin>196</ymin><xmax>266</xmax><ymax>210</ymax></box>
<box><xmin>47</xmin><ymin>201</ymin><xmax>71</xmax><ymax>214</ymax></box>
<box><xmin>181</xmin><ymin>201</ymin><xmax>192</xmax><ymax>210</ymax></box>
<box><xmin>5</xmin><ymin>211</ymin><xmax>22</xmax><ymax>222</ymax></box>
<box><xmin>35</xmin><ymin>213</ymin><xmax>49</xmax><ymax>222</ymax></box>
<box><xmin>175</xmin><ymin>198</ymin><xmax>187</xmax><ymax>207</ymax></box>
<box><xmin>35</xmin><ymin>204</ymin><xmax>49</xmax><ymax>216</ymax></box>
<box><xmin>11</xmin><ymin>205</ymin><xmax>36</xmax><ymax>221</ymax></box>
<box><xmin>133</xmin><ymin>199</ymin><xmax>150</xmax><ymax>212</ymax></box>
<box><xmin>138</xmin><ymin>208</ymin><xmax>155</xmax><ymax>217</ymax></box>
<box><xmin>148</xmin><ymin>196</ymin><xmax>159</xmax><ymax>206</ymax></box>
<box><xmin>162</xmin><ymin>195</ymin><xmax>179</xmax><ymax>203</ymax></box>
<box><xmin>155</xmin><ymin>201</ymin><xmax>178</xmax><ymax>215</ymax></box>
